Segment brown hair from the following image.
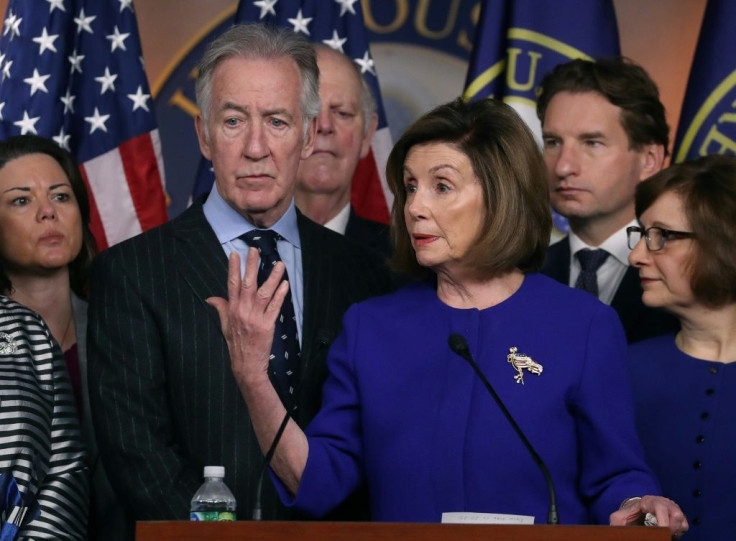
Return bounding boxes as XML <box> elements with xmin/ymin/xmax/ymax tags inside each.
<box><xmin>0</xmin><ymin>135</ymin><xmax>97</xmax><ymax>298</ymax></box>
<box><xmin>537</xmin><ymin>57</ymin><xmax>669</xmax><ymax>156</ymax></box>
<box><xmin>635</xmin><ymin>155</ymin><xmax>736</xmax><ymax>308</ymax></box>
<box><xmin>387</xmin><ymin>98</ymin><xmax>551</xmax><ymax>279</ymax></box>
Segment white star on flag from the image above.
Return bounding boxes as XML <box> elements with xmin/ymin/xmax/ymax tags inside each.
<box><xmin>33</xmin><ymin>27</ymin><xmax>59</xmax><ymax>54</ymax></box>
<box><xmin>106</xmin><ymin>25</ymin><xmax>130</xmax><ymax>52</ymax></box>
<box><xmin>74</xmin><ymin>8</ymin><xmax>96</xmax><ymax>34</ymax></box>
<box><xmin>3</xmin><ymin>12</ymin><xmax>16</xmax><ymax>36</ymax></box>
<box><xmin>323</xmin><ymin>30</ymin><xmax>347</xmax><ymax>53</ymax></box>
<box><xmin>0</xmin><ymin>102</ymin><xmax>5</xmax><ymax>120</ymax></box>
<box><xmin>53</xmin><ymin>126</ymin><xmax>71</xmax><ymax>150</ymax></box>
<box><xmin>6</xmin><ymin>13</ymin><xmax>22</xmax><ymax>39</ymax></box>
<box><xmin>335</xmin><ymin>0</ymin><xmax>358</xmax><ymax>16</ymax></box>
<box><xmin>46</xmin><ymin>0</ymin><xmax>65</xmax><ymax>13</ymax></box>
<box><xmin>1</xmin><ymin>58</ymin><xmax>12</xmax><ymax>79</ymax></box>
<box><xmin>60</xmin><ymin>89</ymin><xmax>76</xmax><ymax>114</ymax></box>
<box><xmin>127</xmin><ymin>85</ymin><xmax>151</xmax><ymax>112</ymax></box>
<box><xmin>354</xmin><ymin>50</ymin><xmax>375</xmax><ymax>75</ymax></box>
<box><xmin>118</xmin><ymin>0</ymin><xmax>133</xmax><ymax>12</ymax></box>
<box><xmin>68</xmin><ymin>50</ymin><xmax>84</xmax><ymax>73</ymax></box>
<box><xmin>95</xmin><ymin>67</ymin><xmax>118</xmax><ymax>94</ymax></box>
<box><xmin>288</xmin><ymin>10</ymin><xmax>312</xmax><ymax>35</ymax></box>
<box><xmin>13</xmin><ymin>111</ymin><xmax>40</xmax><ymax>135</ymax></box>
<box><xmin>23</xmin><ymin>69</ymin><xmax>51</xmax><ymax>95</ymax></box>
<box><xmin>84</xmin><ymin>107</ymin><xmax>110</xmax><ymax>134</ymax></box>
<box><xmin>254</xmin><ymin>0</ymin><xmax>278</xmax><ymax>19</ymax></box>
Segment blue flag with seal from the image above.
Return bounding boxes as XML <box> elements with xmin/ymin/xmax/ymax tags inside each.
<box><xmin>463</xmin><ymin>0</ymin><xmax>619</xmax><ymax>234</ymax></box>
<box><xmin>673</xmin><ymin>0</ymin><xmax>736</xmax><ymax>162</ymax></box>
<box><xmin>192</xmin><ymin>0</ymin><xmax>393</xmax><ymax>223</ymax></box>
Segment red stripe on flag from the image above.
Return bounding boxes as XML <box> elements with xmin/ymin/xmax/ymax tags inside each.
<box><xmin>78</xmin><ymin>165</ymin><xmax>109</xmax><ymax>252</ymax></box>
<box><xmin>351</xmin><ymin>149</ymin><xmax>390</xmax><ymax>224</ymax></box>
<box><xmin>118</xmin><ymin>132</ymin><xmax>168</xmax><ymax>232</ymax></box>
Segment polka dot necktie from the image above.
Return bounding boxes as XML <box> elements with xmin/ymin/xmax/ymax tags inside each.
<box><xmin>574</xmin><ymin>248</ymin><xmax>610</xmax><ymax>298</ymax></box>
<box><xmin>241</xmin><ymin>229</ymin><xmax>300</xmax><ymax>410</ymax></box>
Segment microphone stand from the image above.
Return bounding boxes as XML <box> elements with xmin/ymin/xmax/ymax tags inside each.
<box><xmin>449</xmin><ymin>333</ymin><xmax>559</xmax><ymax>525</ymax></box>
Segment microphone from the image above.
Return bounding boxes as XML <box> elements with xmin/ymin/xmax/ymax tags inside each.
<box><xmin>251</xmin><ymin>328</ymin><xmax>335</xmax><ymax>520</ymax></box>
<box><xmin>448</xmin><ymin>333</ymin><xmax>559</xmax><ymax>525</ymax></box>
<box><xmin>252</xmin><ymin>408</ymin><xmax>292</xmax><ymax>520</ymax></box>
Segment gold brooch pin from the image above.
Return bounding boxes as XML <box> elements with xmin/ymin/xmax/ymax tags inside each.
<box><xmin>507</xmin><ymin>347</ymin><xmax>543</xmax><ymax>384</ymax></box>
<box><xmin>0</xmin><ymin>332</ymin><xmax>18</xmax><ymax>355</ymax></box>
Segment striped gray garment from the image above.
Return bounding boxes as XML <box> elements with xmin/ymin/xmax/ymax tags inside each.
<box><xmin>0</xmin><ymin>296</ymin><xmax>88</xmax><ymax>539</ymax></box>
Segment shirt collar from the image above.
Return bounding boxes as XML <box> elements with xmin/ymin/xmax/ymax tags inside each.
<box><xmin>569</xmin><ymin>219</ymin><xmax>637</xmax><ymax>267</ymax></box>
<box><xmin>323</xmin><ymin>203</ymin><xmax>351</xmax><ymax>235</ymax></box>
<box><xmin>202</xmin><ymin>184</ymin><xmax>301</xmax><ymax>248</ymax></box>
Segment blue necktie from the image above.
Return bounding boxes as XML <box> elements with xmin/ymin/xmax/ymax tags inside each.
<box><xmin>574</xmin><ymin>249</ymin><xmax>610</xmax><ymax>298</ymax></box>
<box><xmin>241</xmin><ymin>230</ymin><xmax>300</xmax><ymax>410</ymax></box>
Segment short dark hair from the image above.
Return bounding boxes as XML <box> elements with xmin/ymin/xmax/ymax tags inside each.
<box><xmin>635</xmin><ymin>155</ymin><xmax>736</xmax><ymax>308</ymax></box>
<box><xmin>537</xmin><ymin>57</ymin><xmax>669</xmax><ymax>156</ymax></box>
<box><xmin>0</xmin><ymin>135</ymin><xmax>97</xmax><ymax>298</ymax></box>
<box><xmin>387</xmin><ymin>98</ymin><xmax>551</xmax><ymax>279</ymax></box>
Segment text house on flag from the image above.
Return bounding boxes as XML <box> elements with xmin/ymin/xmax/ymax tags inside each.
<box><xmin>192</xmin><ymin>0</ymin><xmax>392</xmax><ymax>224</ymax></box>
<box><xmin>0</xmin><ymin>0</ymin><xmax>167</xmax><ymax>250</ymax></box>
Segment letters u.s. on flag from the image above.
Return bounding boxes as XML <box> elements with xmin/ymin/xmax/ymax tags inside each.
<box><xmin>193</xmin><ymin>0</ymin><xmax>393</xmax><ymax>224</ymax></box>
<box><xmin>0</xmin><ymin>0</ymin><xmax>167</xmax><ymax>251</ymax></box>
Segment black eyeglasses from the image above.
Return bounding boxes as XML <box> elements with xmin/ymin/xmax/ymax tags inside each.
<box><xmin>626</xmin><ymin>226</ymin><xmax>696</xmax><ymax>252</ymax></box>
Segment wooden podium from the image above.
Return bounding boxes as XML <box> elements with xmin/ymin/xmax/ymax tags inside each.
<box><xmin>136</xmin><ymin>521</ymin><xmax>670</xmax><ymax>540</ymax></box>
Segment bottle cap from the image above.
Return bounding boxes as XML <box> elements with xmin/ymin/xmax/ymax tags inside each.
<box><xmin>203</xmin><ymin>466</ymin><xmax>225</xmax><ymax>478</ymax></box>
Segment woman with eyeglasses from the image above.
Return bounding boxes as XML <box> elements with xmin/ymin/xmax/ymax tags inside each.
<box><xmin>626</xmin><ymin>154</ymin><xmax>736</xmax><ymax>541</ymax></box>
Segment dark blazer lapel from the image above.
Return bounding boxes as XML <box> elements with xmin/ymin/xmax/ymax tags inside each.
<box><xmin>171</xmin><ymin>202</ymin><xmax>229</xmax><ymax>303</ymax></box>
<box><xmin>611</xmin><ymin>266</ymin><xmax>645</xmax><ymax>335</ymax></box>
<box><xmin>297</xmin><ymin>211</ymin><xmax>332</xmax><ymax>365</ymax></box>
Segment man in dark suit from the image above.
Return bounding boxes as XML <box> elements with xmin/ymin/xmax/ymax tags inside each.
<box><xmin>87</xmin><ymin>24</ymin><xmax>393</xmax><ymax>530</ymax></box>
<box><xmin>294</xmin><ymin>45</ymin><xmax>391</xmax><ymax>258</ymax></box>
<box><xmin>537</xmin><ymin>58</ymin><xmax>678</xmax><ymax>343</ymax></box>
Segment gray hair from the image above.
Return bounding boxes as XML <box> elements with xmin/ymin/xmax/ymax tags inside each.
<box><xmin>195</xmin><ymin>24</ymin><xmax>320</xmax><ymax>139</ymax></box>
<box><xmin>314</xmin><ymin>44</ymin><xmax>376</xmax><ymax>136</ymax></box>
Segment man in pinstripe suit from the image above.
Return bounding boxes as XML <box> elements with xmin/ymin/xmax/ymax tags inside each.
<box><xmin>87</xmin><ymin>24</ymin><xmax>393</xmax><ymax>530</ymax></box>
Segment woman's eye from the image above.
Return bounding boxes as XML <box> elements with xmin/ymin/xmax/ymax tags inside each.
<box><xmin>11</xmin><ymin>197</ymin><xmax>29</xmax><ymax>206</ymax></box>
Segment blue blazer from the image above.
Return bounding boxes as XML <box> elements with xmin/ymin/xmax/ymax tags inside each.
<box><xmin>282</xmin><ymin>275</ymin><xmax>660</xmax><ymax>524</ymax></box>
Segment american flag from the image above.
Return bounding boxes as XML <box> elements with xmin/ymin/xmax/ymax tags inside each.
<box><xmin>193</xmin><ymin>0</ymin><xmax>393</xmax><ymax>224</ymax></box>
<box><xmin>0</xmin><ymin>0</ymin><xmax>167</xmax><ymax>250</ymax></box>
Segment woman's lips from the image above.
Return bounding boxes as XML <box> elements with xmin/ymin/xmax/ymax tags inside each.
<box><xmin>412</xmin><ymin>234</ymin><xmax>437</xmax><ymax>246</ymax></box>
<box><xmin>38</xmin><ymin>231</ymin><xmax>64</xmax><ymax>243</ymax></box>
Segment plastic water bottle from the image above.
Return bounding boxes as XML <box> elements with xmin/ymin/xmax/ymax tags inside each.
<box><xmin>190</xmin><ymin>465</ymin><xmax>237</xmax><ymax>521</ymax></box>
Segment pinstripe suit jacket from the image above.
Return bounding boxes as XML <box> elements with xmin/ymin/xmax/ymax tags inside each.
<box><xmin>87</xmin><ymin>201</ymin><xmax>393</xmax><ymax>525</ymax></box>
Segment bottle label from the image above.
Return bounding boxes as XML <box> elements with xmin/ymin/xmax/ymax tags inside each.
<box><xmin>190</xmin><ymin>511</ymin><xmax>236</xmax><ymax>521</ymax></box>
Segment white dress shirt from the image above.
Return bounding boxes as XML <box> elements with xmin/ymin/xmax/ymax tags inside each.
<box><xmin>567</xmin><ymin>220</ymin><xmax>636</xmax><ymax>305</ymax></box>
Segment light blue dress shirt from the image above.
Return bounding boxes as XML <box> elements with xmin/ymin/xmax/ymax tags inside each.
<box><xmin>202</xmin><ymin>186</ymin><xmax>304</xmax><ymax>343</ymax></box>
